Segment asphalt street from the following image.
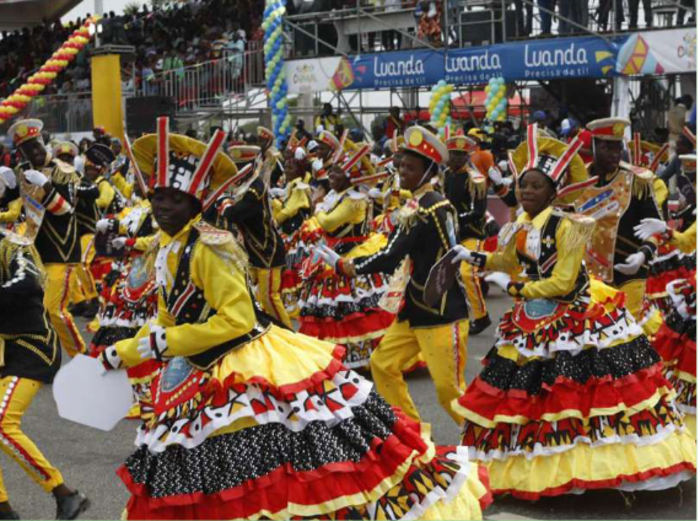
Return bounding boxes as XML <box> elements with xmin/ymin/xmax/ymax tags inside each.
<box><xmin>3</xmin><ymin>292</ymin><xmax>696</xmax><ymax>520</ymax></box>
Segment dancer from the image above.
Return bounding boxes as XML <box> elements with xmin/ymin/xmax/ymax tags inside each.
<box><xmin>297</xmin><ymin>143</ymin><xmax>395</xmax><ymax>369</ymax></box>
<box><xmin>443</xmin><ymin>132</ymin><xmax>490</xmax><ymax>334</ymax></box>
<box><xmin>574</xmin><ymin>118</ymin><xmax>664</xmax><ymax>327</ymax></box>
<box><xmin>0</xmin><ymin>195</ymin><xmax>89</xmax><ymax>520</ymax></box>
<box><xmin>326</xmin><ymin>126</ymin><xmax>470</xmax><ymax>424</ymax></box>
<box><xmin>452</xmin><ymin>128</ymin><xmax>696</xmax><ymax>499</ymax></box>
<box><xmin>8</xmin><ymin>119</ymin><xmax>86</xmax><ymax>357</ymax></box>
<box><xmin>99</xmin><ymin>120</ymin><xmax>491</xmax><ymax>520</ymax></box>
<box><xmin>217</xmin><ymin>144</ymin><xmax>291</xmax><ymax>328</ymax></box>
<box><xmin>635</xmin><ymin>154</ymin><xmax>697</xmax><ymax>437</ymax></box>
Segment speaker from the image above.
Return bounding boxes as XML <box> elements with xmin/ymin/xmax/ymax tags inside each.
<box><xmin>459</xmin><ymin>10</ymin><xmax>517</xmax><ymax>46</ymax></box>
<box><xmin>126</xmin><ymin>96</ymin><xmax>176</xmax><ymax>137</ymax></box>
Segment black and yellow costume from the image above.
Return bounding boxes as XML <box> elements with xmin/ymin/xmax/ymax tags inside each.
<box><xmin>0</xmin><ymin>234</ymin><xmax>64</xmax><ymax>504</ymax></box>
<box><xmin>455</xmin><ymin>128</ymin><xmax>696</xmax><ymax>499</ymax></box>
<box><xmin>443</xmin><ymin>162</ymin><xmax>488</xmax><ymax>322</ymax></box>
<box><xmin>219</xmin><ymin>175</ymin><xmax>291</xmax><ymax>328</ymax></box>
<box><xmin>352</xmin><ymin>183</ymin><xmax>469</xmax><ymax>423</ymax></box>
<box><xmin>18</xmin><ymin>157</ymin><xmax>85</xmax><ymax>357</ymax></box>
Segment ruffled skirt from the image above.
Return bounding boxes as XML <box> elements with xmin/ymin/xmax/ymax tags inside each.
<box><xmin>453</xmin><ymin>280</ymin><xmax>697</xmax><ymax>499</ymax></box>
<box><xmin>298</xmin><ymin>234</ymin><xmax>396</xmax><ymax>368</ymax></box>
<box><xmin>118</xmin><ymin>326</ymin><xmax>491</xmax><ymax>519</ymax></box>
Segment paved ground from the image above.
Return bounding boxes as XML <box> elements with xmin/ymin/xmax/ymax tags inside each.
<box><xmin>3</xmin><ymin>292</ymin><xmax>696</xmax><ymax>520</ymax></box>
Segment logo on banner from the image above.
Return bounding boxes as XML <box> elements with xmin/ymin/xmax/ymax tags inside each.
<box><xmin>445</xmin><ymin>50</ymin><xmax>502</xmax><ymax>83</ymax></box>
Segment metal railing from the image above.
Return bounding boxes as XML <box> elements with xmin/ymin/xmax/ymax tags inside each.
<box><xmin>134</xmin><ymin>45</ymin><xmax>265</xmax><ymax>112</ymax></box>
<box><xmin>23</xmin><ymin>92</ymin><xmax>97</xmax><ymax>134</ymax></box>
<box><xmin>285</xmin><ymin>0</ymin><xmax>696</xmax><ymax>56</ymax></box>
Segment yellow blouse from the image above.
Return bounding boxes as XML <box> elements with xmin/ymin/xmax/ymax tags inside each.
<box><xmin>485</xmin><ymin>207</ymin><xmax>587</xmax><ymax>300</ymax></box>
<box><xmin>671</xmin><ymin>221</ymin><xmax>697</xmax><ymax>254</ymax></box>
<box><xmin>111</xmin><ymin>172</ymin><xmax>134</xmax><ymax>200</ymax></box>
<box><xmin>115</xmin><ymin>217</ymin><xmax>255</xmax><ymax>367</ymax></box>
<box><xmin>95</xmin><ymin>177</ymin><xmax>116</xmax><ymax>210</ymax></box>
<box><xmin>272</xmin><ymin>177</ymin><xmax>310</xmax><ymax>225</ymax></box>
<box><xmin>315</xmin><ymin>189</ymin><xmax>367</xmax><ymax>233</ymax></box>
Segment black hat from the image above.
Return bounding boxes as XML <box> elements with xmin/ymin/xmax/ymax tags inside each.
<box><xmin>85</xmin><ymin>143</ymin><xmax>116</xmax><ymax>167</ymax></box>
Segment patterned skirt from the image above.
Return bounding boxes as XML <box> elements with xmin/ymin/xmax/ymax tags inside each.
<box><xmin>297</xmin><ymin>234</ymin><xmax>396</xmax><ymax>369</ymax></box>
<box><xmin>118</xmin><ymin>326</ymin><xmax>492</xmax><ymax>519</ymax></box>
<box><xmin>653</xmin><ymin>271</ymin><xmax>696</xmax><ymax>438</ymax></box>
<box><xmin>454</xmin><ymin>279</ymin><xmax>697</xmax><ymax>500</ymax></box>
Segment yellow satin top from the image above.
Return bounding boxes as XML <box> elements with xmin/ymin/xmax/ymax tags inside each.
<box><xmin>485</xmin><ymin>207</ymin><xmax>587</xmax><ymax>300</ymax></box>
<box><xmin>272</xmin><ymin>176</ymin><xmax>311</xmax><ymax>225</ymax></box>
<box><xmin>115</xmin><ymin>217</ymin><xmax>255</xmax><ymax>367</ymax></box>
<box><xmin>315</xmin><ymin>189</ymin><xmax>367</xmax><ymax>233</ymax></box>
<box><xmin>671</xmin><ymin>221</ymin><xmax>697</xmax><ymax>254</ymax></box>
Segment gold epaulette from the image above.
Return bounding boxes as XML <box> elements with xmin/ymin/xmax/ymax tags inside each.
<box><xmin>620</xmin><ymin>161</ymin><xmax>654</xmax><ymax>199</ymax></box>
<box><xmin>50</xmin><ymin>159</ymin><xmax>81</xmax><ymax>185</ymax></box>
<box><xmin>556</xmin><ymin>210</ymin><xmax>596</xmax><ymax>255</ymax></box>
<box><xmin>468</xmin><ymin>170</ymin><xmax>487</xmax><ymax>200</ymax></box>
<box><xmin>193</xmin><ymin>220</ymin><xmax>248</xmax><ymax>271</ymax></box>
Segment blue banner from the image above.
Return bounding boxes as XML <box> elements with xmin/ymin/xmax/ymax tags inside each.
<box><xmin>339</xmin><ymin>35</ymin><xmax>624</xmax><ymax>90</ymax></box>
<box><xmin>445</xmin><ymin>36</ymin><xmax>621</xmax><ymax>84</ymax></box>
<box><xmin>344</xmin><ymin>49</ymin><xmax>444</xmax><ymax>89</ymax></box>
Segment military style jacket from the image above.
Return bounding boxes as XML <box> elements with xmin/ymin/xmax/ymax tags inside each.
<box><xmin>353</xmin><ymin>185</ymin><xmax>469</xmax><ymax>328</ymax></box>
<box><xmin>114</xmin><ymin>218</ymin><xmax>270</xmax><ymax>371</ymax></box>
<box><xmin>219</xmin><ymin>177</ymin><xmax>286</xmax><ymax>270</ymax></box>
<box><xmin>20</xmin><ymin>158</ymin><xmax>82</xmax><ymax>264</ymax></box>
<box><xmin>0</xmin><ymin>236</ymin><xmax>61</xmax><ymax>383</ymax></box>
<box><xmin>575</xmin><ymin>163</ymin><xmax>662</xmax><ymax>286</ymax></box>
<box><xmin>443</xmin><ymin>164</ymin><xmax>488</xmax><ymax>241</ymax></box>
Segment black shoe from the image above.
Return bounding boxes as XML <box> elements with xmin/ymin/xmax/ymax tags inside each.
<box><xmin>81</xmin><ymin>300</ymin><xmax>99</xmax><ymax>319</ymax></box>
<box><xmin>56</xmin><ymin>491</ymin><xmax>90</xmax><ymax>520</ymax></box>
<box><xmin>0</xmin><ymin>510</ymin><xmax>19</xmax><ymax>520</ymax></box>
<box><xmin>470</xmin><ymin>315</ymin><xmax>492</xmax><ymax>335</ymax></box>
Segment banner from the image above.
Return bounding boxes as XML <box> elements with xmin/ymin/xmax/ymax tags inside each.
<box><xmin>285</xmin><ymin>28</ymin><xmax>696</xmax><ymax>92</ymax></box>
<box><xmin>615</xmin><ymin>28</ymin><xmax>696</xmax><ymax>75</ymax></box>
<box><xmin>286</xmin><ymin>57</ymin><xmax>342</xmax><ymax>94</ymax></box>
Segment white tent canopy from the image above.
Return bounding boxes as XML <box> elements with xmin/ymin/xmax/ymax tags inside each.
<box><xmin>0</xmin><ymin>0</ymin><xmax>82</xmax><ymax>32</ymax></box>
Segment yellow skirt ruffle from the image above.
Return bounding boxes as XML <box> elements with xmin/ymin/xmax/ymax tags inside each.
<box><xmin>485</xmin><ymin>428</ymin><xmax>696</xmax><ymax>498</ymax></box>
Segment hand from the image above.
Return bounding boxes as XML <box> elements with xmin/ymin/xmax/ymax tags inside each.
<box><xmin>23</xmin><ymin>169</ymin><xmax>48</xmax><ymax>187</ymax></box>
<box><xmin>269</xmin><ymin>187</ymin><xmax>286</xmax><ymax>198</ymax></box>
<box><xmin>318</xmin><ymin>244</ymin><xmax>341</xmax><ymax>270</ymax></box>
<box><xmin>136</xmin><ymin>325</ymin><xmax>167</xmax><ymax>361</ymax></box>
<box><xmin>484</xmin><ymin>272</ymin><xmax>511</xmax><ymax>293</ymax></box>
<box><xmin>0</xmin><ymin>166</ymin><xmax>16</xmax><ymax>190</ymax></box>
<box><xmin>368</xmin><ymin>187</ymin><xmax>382</xmax><ymax>199</ymax></box>
<box><xmin>633</xmin><ymin>218</ymin><xmax>668</xmax><ymax>241</ymax></box>
<box><xmin>111</xmin><ymin>237</ymin><xmax>127</xmax><ymax>249</ymax></box>
<box><xmin>450</xmin><ymin>245</ymin><xmax>487</xmax><ymax>268</ymax></box>
<box><xmin>100</xmin><ymin>345</ymin><xmax>123</xmax><ymax>372</ymax></box>
<box><xmin>96</xmin><ymin>218</ymin><xmax>112</xmax><ymax>234</ymax></box>
<box><xmin>614</xmin><ymin>252</ymin><xmax>646</xmax><ymax>275</ymax></box>
<box><xmin>487</xmin><ymin>166</ymin><xmax>503</xmax><ymax>185</ymax></box>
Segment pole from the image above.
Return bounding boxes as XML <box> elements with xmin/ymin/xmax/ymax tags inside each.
<box><xmin>94</xmin><ymin>0</ymin><xmax>104</xmax><ymax>16</ymax></box>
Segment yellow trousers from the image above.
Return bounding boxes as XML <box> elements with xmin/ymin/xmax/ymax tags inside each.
<box><xmin>370</xmin><ymin>319</ymin><xmax>468</xmax><ymax>424</ymax></box>
<box><xmin>0</xmin><ymin>377</ymin><xmax>63</xmax><ymax>502</ymax></box>
<box><xmin>69</xmin><ymin>234</ymin><xmax>98</xmax><ymax>305</ymax></box>
<box><xmin>249</xmin><ymin>266</ymin><xmax>293</xmax><ymax>329</ymax></box>
<box><xmin>44</xmin><ymin>263</ymin><xmax>86</xmax><ymax>358</ymax></box>
<box><xmin>459</xmin><ymin>238</ymin><xmax>488</xmax><ymax>320</ymax></box>
<box><xmin>618</xmin><ymin>279</ymin><xmax>662</xmax><ymax>337</ymax></box>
